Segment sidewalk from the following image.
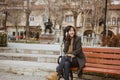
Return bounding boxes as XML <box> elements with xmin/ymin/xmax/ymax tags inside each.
<box><xmin>0</xmin><ymin>70</ymin><xmax>45</xmax><ymax>80</ymax></box>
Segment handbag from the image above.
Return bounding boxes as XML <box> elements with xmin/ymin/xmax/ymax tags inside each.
<box><xmin>57</xmin><ymin>55</ymin><xmax>72</xmax><ymax>64</ymax></box>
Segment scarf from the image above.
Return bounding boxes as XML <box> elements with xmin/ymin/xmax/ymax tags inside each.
<box><xmin>68</xmin><ymin>38</ymin><xmax>74</xmax><ymax>53</ymax></box>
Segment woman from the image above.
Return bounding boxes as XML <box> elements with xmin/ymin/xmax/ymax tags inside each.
<box><xmin>56</xmin><ymin>25</ymin><xmax>86</xmax><ymax>80</ymax></box>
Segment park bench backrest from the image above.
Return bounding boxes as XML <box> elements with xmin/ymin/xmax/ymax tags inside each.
<box><xmin>82</xmin><ymin>47</ymin><xmax>120</xmax><ymax>75</ymax></box>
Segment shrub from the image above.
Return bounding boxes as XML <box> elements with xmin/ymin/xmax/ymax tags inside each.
<box><xmin>102</xmin><ymin>34</ymin><xmax>120</xmax><ymax>47</ymax></box>
<box><xmin>0</xmin><ymin>32</ymin><xmax>7</xmax><ymax>47</ymax></box>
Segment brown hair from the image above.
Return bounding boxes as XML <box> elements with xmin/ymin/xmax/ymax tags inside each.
<box><xmin>63</xmin><ymin>25</ymin><xmax>77</xmax><ymax>41</ymax></box>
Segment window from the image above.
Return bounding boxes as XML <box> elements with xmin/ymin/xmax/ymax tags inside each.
<box><xmin>117</xmin><ymin>17</ymin><xmax>120</xmax><ymax>25</ymax></box>
<box><xmin>65</xmin><ymin>15</ymin><xmax>74</xmax><ymax>23</ymax></box>
<box><xmin>17</xmin><ymin>32</ymin><xmax>19</xmax><ymax>36</ymax></box>
<box><xmin>13</xmin><ymin>32</ymin><xmax>15</xmax><ymax>36</ymax></box>
<box><xmin>107</xmin><ymin>18</ymin><xmax>111</xmax><ymax>25</ymax></box>
<box><xmin>20</xmin><ymin>31</ymin><xmax>24</xmax><ymax>36</ymax></box>
<box><xmin>84</xmin><ymin>0</ymin><xmax>89</xmax><ymax>3</ymax></box>
<box><xmin>29</xmin><ymin>16</ymin><xmax>34</xmax><ymax>21</ymax></box>
<box><xmin>43</xmin><ymin>14</ymin><xmax>48</xmax><ymax>22</ymax></box>
<box><xmin>112</xmin><ymin>17</ymin><xmax>116</xmax><ymax>25</ymax></box>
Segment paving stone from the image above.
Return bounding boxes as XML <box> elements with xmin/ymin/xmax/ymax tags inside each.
<box><xmin>0</xmin><ymin>70</ymin><xmax>45</xmax><ymax>80</ymax></box>
<box><xmin>0</xmin><ymin>60</ymin><xmax>57</xmax><ymax>75</ymax></box>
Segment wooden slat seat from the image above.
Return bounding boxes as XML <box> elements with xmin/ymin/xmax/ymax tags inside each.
<box><xmin>83</xmin><ymin>48</ymin><xmax>120</xmax><ymax>53</ymax></box>
<box><xmin>85</xmin><ymin>52</ymin><xmax>120</xmax><ymax>59</ymax></box>
<box><xmin>71</xmin><ymin>47</ymin><xmax>120</xmax><ymax>76</ymax></box>
<box><xmin>86</xmin><ymin>63</ymin><xmax>120</xmax><ymax>70</ymax></box>
<box><xmin>83</xmin><ymin>67</ymin><xmax>120</xmax><ymax>75</ymax></box>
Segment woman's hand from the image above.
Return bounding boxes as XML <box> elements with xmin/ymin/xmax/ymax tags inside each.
<box><xmin>65</xmin><ymin>32</ymin><xmax>71</xmax><ymax>41</ymax></box>
<box><xmin>66</xmin><ymin>54</ymin><xmax>75</xmax><ymax>58</ymax></box>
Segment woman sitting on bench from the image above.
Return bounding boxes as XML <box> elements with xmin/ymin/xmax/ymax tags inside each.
<box><xmin>56</xmin><ymin>25</ymin><xmax>86</xmax><ymax>80</ymax></box>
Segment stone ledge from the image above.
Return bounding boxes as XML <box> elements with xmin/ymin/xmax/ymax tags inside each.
<box><xmin>0</xmin><ymin>48</ymin><xmax>60</xmax><ymax>55</ymax></box>
<box><xmin>0</xmin><ymin>53</ymin><xmax>59</xmax><ymax>58</ymax></box>
<box><xmin>0</xmin><ymin>60</ymin><xmax>57</xmax><ymax>76</ymax></box>
<box><xmin>0</xmin><ymin>53</ymin><xmax>59</xmax><ymax>63</ymax></box>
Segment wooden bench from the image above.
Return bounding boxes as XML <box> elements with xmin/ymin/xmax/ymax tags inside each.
<box><xmin>71</xmin><ymin>47</ymin><xmax>120</xmax><ymax>76</ymax></box>
<box><xmin>47</xmin><ymin>47</ymin><xmax>120</xmax><ymax>80</ymax></box>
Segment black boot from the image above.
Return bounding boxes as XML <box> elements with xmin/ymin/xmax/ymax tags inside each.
<box><xmin>77</xmin><ymin>70</ymin><xmax>83</xmax><ymax>78</ymax></box>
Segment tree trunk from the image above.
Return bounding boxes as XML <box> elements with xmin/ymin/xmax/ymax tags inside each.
<box><xmin>15</xmin><ymin>25</ymin><xmax>18</xmax><ymax>40</ymax></box>
<box><xmin>25</xmin><ymin>11</ymin><xmax>30</xmax><ymax>41</ymax></box>
<box><xmin>25</xmin><ymin>0</ymin><xmax>30</xmax><ymax>42</ymax></box>
<box><xmin>3</xmin><ymin>11</ymin><xmax>8</xmax><ymax>32</ymax></box>
<box><xmin>82</xmin><ymin>12</ymin><xmax>87</xmax><ymax>36</ymax></box>
<box><xmin>74</xmin><ymin>15</ymin><xmax>78</xmax><ymax>28</ymax></box>
<box><xmin>53</xmin><ymin>19</ymin><xmax>57</xmax><ymax>30</ymax></box>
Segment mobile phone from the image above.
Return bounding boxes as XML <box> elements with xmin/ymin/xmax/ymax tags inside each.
<box><xmin>66</xmin><ymin>32</ymin><xmax>68</xmax><ymax>36</ymax></box>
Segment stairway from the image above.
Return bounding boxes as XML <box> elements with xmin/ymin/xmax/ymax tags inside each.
<box><xmin>0</xmin><ymin>47</ymin><xmax>59</xmax><ymax>78</ymax></box>
<box><xmin>1</xmin><ymin>45</ymin><xmax>116</xmax><ymax>80</ymax></box>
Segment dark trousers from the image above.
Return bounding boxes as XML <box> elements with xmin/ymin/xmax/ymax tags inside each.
<box><xmin>56</xmin><ymin>56</ymin><xmax>79</xmax><ymax>80</ymax></box>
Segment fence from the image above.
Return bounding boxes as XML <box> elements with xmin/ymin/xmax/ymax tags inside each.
<box><xmin>81</xmin><ymin>35</ymin><xmax>102</xmax><ymax>47</ymax></box>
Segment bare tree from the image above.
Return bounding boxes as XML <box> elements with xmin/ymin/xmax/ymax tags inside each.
<box><xmin>5</xmin><ymin>0</ymin><xmax>24</xmax><ymax>7</ymax></box>
<box><xmin>5</xmin><ymin>0</ymin><xmax>24</xmax><ymax>40</ymax></box>
<box><xmin>90</xmin><ymin>0</ymin><xmax>105</xmax><ymax>33</ymax></box>
<box><xmin>25</xmin><ymin>0</ymin><xmax>31</xmax><ymax>41</ymax></box>
<box><xmin>64</xmin><ymin>0</ymin><xmax>84</xmax><ymax>28</ymax></box>
<box><xmin>0</xmin><ymin>1</ymin><xmax>8</xmax><ymax>31</ymax></box>
<box><xmin>52</xmin><ymin>1</ymin><xmax>64</xmax><ymax>29</ymax></box>
<box><xmin>7</xmin><ymin>10</ymin><xmax>22</xmax><ymax>40</ymax></box>
<box><xmin>5</xmin><ymin>0</ymin><xmax>32</xmax><ymax>41</ymax></box>
<box><xmin>44</xmin><ymin>0</ymin><xmax>64</xmax><ymax>29</ymax></box>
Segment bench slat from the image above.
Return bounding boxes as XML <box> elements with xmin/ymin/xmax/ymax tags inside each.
<box><xmin>85</xmin><ymin>53</ymin><xmax>120</xmax><ymax>59</ymax></box>
<box><xmin>83</xmin><ymin>48</ymin><xmax>120</xmax><ymax>53</ymax></box>
<box><xmin>83</xmin><ymin>67</ymin><xmax>120</xmax><ymax>75</ymax></box>
<box><xmin>86</xmin><ymin>63</ymin><xmax>120</xmax><ymax>70</ymax></box>
<box><xmin>70</xmin><ymin>63</ymin><xmax>120</xmax><ymax>71</ymax></box>
<box><xmin>86</xmin><ymin>58</ymin><xmax>120</xmax><ymax>65</ymax></box>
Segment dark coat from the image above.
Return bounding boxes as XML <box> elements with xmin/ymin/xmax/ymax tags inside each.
<box><xmin>63</xmin><ymin>36</ymin><xmax>86</xmax><ymax>69</ymax></box>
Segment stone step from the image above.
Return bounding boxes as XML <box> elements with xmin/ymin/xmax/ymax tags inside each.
<box><xmin>7</xmin><ymin>43</ymin><xmax>60</xmax><ymax>51</ymax></box>
<box><xmin>0</xmin><ymin>53</ymin><xmax>59</xmax><ymax>63</ymax></box>
<box><xmin>0</xmin><ymin>60</ymin><xmax>57</xmax><ymax>77</ymax></box>
<box><xmin>0</xmin><ymin>47</ymin><xmax>60</xmax><ymax>55</ymax></box>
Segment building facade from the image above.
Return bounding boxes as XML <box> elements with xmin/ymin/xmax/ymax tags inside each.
<box><xmin>0</xmin><ymin>0</ymin><xmax>120</xmax><ymax>39</ymax></box>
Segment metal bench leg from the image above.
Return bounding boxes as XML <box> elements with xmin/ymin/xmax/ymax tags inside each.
<box><xmin>57</xmin><ymin>72</ymin><xmax>64</xmax><ymax>80</ymax></box>
<box><xmin>70</xmin><ymin>70</ymin><xmax>73</xmax><ymax>80</ymax></box>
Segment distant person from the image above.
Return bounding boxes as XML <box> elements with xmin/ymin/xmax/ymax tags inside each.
<box><xmin>35</xmin><ymin>32</ymin><xmax>39</xmax><ymax>40</ymax></box>
<box><xmin>24</xmin><ymin>31</ymin><xmax>26</xmax><ymax>39</ymax></box>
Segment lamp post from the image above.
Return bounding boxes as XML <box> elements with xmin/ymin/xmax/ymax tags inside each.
<box><xmin>103</xmin><ymin>0</ymin><xmax>108</xmax><ymax>36</ymax></box>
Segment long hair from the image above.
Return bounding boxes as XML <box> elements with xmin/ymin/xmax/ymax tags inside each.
<box><xmin>63</xmin><ymin>25</ymin><xmax>77</xmax><ymax>42</ymax></box>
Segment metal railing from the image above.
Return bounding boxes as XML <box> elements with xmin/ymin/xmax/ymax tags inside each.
<box><xmin>81</xmin><ymin>35</ymin><xmax>101</xmax><ymax>47</ymax></box>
